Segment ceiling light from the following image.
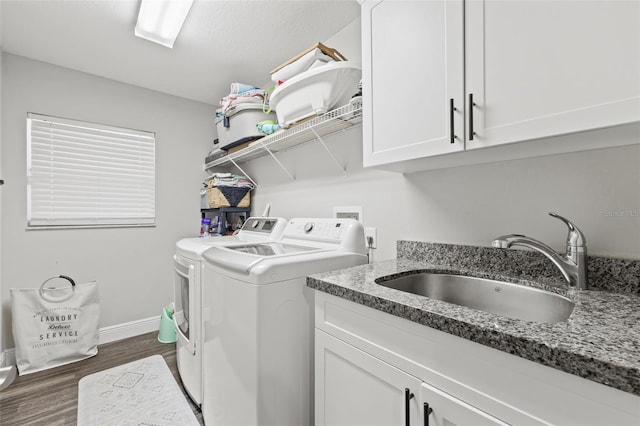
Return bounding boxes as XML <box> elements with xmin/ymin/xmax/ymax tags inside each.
<box><xmin>135</xmin><ymin>0</ymin><xmax>194</xmax><ymax>48</ymax></box>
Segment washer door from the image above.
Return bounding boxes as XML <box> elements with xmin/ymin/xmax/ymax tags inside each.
<box><xmin>173</xmin><ymin>255</ymin><xmax>195</xmax><ymax>354</ymax></box>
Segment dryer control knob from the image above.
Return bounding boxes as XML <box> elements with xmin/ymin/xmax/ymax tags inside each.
<box><xmin>304</xmin><ymin>222</ymin><xmax>314</xmax><ymax>233</ymax></box>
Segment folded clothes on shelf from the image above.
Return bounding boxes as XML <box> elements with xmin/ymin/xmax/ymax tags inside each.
<box><xmin>230</xmin><ymin>82</ymin><xmax>260</xmax><ymax>95</ymax></box>
<box><xmin>219</xmin><ymin>82</ymin><xmax>268</xmax><ymax>115</ymax></box>
<box><xmin>209</xmin><ymin>172</ymin><xmax>254</xmax><ymax>189</ymax></box>
<box><xmin>218</xmin><ymin>96</ymin><xmax>265</xmax><ymax>117</ymax></box>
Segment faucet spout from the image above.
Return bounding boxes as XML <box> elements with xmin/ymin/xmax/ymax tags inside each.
<box><xmin>492</xmin><ymin>234</ymin><xmax>577</xmax><ymax>286</ymax></box>
<box><xmin>491</xmin><ymin>213</ymin><xmax>588</xmax><ymax>290</ymax></box>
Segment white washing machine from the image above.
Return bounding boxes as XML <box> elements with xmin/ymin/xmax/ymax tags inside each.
<box><xmin>201</xmin><ymin>218</ymin><xmax>368</xmax><ymax>426</ymax></box>
<box><xmin>173</xmin><ymin>217</ymin><xmax>287</xmax><ymax>405</ymax></box>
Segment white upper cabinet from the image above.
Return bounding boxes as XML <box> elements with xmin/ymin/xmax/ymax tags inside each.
<box><xmin>362</xmin><ymin>0</ymin><xmax>640</xmax><ymax>172</ymax></box>
<box><xmin>362</xmin><ymin>0</ymin><xmax>464</xmax><ymax>167</ymax></box>
<box><xmin>466</xmin><ymin>0</ymin><xmax>640</xmax><ymax>150</ymax></box>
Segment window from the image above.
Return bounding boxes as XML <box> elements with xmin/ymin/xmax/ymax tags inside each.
<box><xmin>27</xmin><ymin>113</ymin><xmax>155</xmax><ymax>228</ymax></box>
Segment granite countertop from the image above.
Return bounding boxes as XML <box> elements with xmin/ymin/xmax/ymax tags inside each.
<box><xmin>306</xmin><ymin>242</ymin><xmax>640</xmax><ymax>396</ymax></box>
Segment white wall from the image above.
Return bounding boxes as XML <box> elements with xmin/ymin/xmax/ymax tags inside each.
<box><xmin>241</xmin><ymin>18</ymin><xmax>640</xmax><ymax>262</ymax></box>
<box><xmin>0</xmin><ymin>14</ymin><xmax>4</xmax><ymax>364</ymax></box>
<box><xmin>1</xmin><ymin>53</ymin><xmax>214</xmax><ymax>350</ymax></box>
<box><xmin>245</xmin><ymin>125</ymin><xmax>640</xmax><ymax>262</ymax></box>
<box><xmin>401</xmin><ymin>131</ymin><xmax>640</xmax><ymax>260</ymax></box>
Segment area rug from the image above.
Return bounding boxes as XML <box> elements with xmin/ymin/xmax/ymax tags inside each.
<box><xmin>77</xmin><ymin>355</ymin><xmax>199</xmax><ymax>425</ymax></box>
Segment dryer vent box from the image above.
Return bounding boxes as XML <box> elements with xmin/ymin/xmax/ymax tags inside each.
<box><xmin>333</xmin><ymin>206</ymin><xmax>363</xmax><ymax>223</ymax></box>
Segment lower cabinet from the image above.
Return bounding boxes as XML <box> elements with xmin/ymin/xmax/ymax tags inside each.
<box><xmin>317</xmin><ymin>329</ymin><xmax>421</xmax><ymax>426</ymax></box>
<box><xmin>316</xmin><ymin>329</ymin><xmax>506</xmax><ymax>426</ymax></box>
<box><xmin>314</xmin><ymin>291</ymin><xmax>640</xmax><ymax>426</ymax></box>
<box><xmin>419</xmin><ymin>381</ymin><xmax>507</xmax><ymax>426</ymax></box>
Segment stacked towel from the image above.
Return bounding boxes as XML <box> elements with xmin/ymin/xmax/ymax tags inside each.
<box><xmin>210</xmin><ymin>173</ymin><xmax>254</xmax><ymax>189</ymax></box>
<box><xmin>271</xmin><ymin>48</ymin><xmax>334</xmax><ymax>85</ymax></box>
<box><xmin>230</xmin><ymin>83</ymin><xmax>259</xmax><ymax>95</ymax></box>
<box><xmin>219</xmin><ymin>83</ymin><xmax>268</xmax><ymax>116</ymax></box>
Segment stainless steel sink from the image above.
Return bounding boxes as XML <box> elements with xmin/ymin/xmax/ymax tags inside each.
<box><xmin>375</xmin><ymin>272</ymin><xmax>574</xmax><ymax>323</ymax></box>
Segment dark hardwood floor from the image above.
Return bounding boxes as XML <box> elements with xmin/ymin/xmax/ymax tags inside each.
<box><xmin>0</xmin><ymin>332</ymin><xmax>204</xmax><ymax>425</ymax></box>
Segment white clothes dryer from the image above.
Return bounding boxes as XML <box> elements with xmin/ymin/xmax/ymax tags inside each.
<box><xmin>201</xmin><ymin>218</ymin><xmax>368</xmax><ymax>426</ymax></box>
<box><xmin>173</xmin><ymin>217</ymin><xmax>287</xmax><ymax>405</ymax></box>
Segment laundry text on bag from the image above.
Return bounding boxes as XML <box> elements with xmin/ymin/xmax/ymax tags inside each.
<box><xmin>40</xmin><ymin>330</ymin><xmax>79</xmax><ymax>340</ymax></box>
<box><xmin>39</xmin><ymin>314</ymin><xmax>78</xmax><ymax>322</ymax></box>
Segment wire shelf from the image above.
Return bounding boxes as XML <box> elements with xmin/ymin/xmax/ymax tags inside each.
<box><xmin>204</xmin><ymin>100</ymin><xmax>362</xmax><ymax>171</ymax></box>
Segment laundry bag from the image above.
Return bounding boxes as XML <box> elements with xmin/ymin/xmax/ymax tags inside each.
<box><xmin>10</xmin><ymin>276</ymin><xmax>100</xmax><ymax>375</ymax></box>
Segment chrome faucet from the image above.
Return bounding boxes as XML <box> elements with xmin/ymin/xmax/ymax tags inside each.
<box><xmin>492</xmin><ymin>212</ymin><xmax>588</xmax><ymax>290</ymax></box>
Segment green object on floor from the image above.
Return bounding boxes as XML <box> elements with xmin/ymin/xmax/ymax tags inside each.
<box><xmin>158</xmin><ymin>306</ymin><xmax>176</xmax><ymax>344</ymax></box>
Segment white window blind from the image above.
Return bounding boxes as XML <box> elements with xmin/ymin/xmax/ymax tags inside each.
<box><xmin>27</xmin><ymin>113</ymin><xmax>156</xmax><ymax>228</ymax></box>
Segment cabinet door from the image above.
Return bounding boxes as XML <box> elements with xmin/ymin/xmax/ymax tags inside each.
<box><xmin>316</xmin><ymin>329</ymin><xmax>509</xmax><ymax>426</ymax></box>
<box><xmin>362</xmin><ymin>0</ymin><xmax>464</xmax><ymax>167</ymax></box>
<box><xmin>466</xmin><ymin>0</ymin><xmax>640</xmax><ymax>149</ymax></box>
<box><xmin>315</xmin><ymin>330</ymin><xmax>423</xmax><ymax>426</ymax></box>
<box><xmin>420</xmin><ymin>382</ymin><xmax>508</xmax><ymax>426</ymax></box>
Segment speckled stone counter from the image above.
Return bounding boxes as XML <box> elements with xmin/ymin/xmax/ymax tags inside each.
<box><xmin>307</xmin><ymin>241</ymin><xmax>640</xmax><ymax>396</ymax></box>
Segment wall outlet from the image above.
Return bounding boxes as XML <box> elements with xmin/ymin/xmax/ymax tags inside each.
<box><xmin>365</xmin><ymin>227</ymin><xmax>377</xmax><ymax>249</ymax></box>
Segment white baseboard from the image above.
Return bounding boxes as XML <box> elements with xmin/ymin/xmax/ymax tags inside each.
<box><xmin>98</xmin><ymin>315</ymin><xmax>159</xmax><ymax>345</ymax></box>
<box><xmin>1</xmin><ymin>316</ymin><xmax>160</xmax><ymax>367</ymax></box>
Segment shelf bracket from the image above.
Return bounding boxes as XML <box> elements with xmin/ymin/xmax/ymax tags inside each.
<box><xmin>227</xmin><ymin>157</ymin><xmax>259</xmax><ymax>187</ymax></box>
<box><xmin>310</xmin><ymin>126</ymin><xmax>346</xmax><ymax>173</ymax></box>
<box><xmin>255</xmin><ymin>140</ymin><xmax>296</xmax><ymax>182</ymax></box>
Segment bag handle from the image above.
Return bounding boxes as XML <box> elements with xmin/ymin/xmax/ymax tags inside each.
<box><xmin>39</xmin><ymin>275</ymin><xmax>76</xmax><ymax>303</ymax></box>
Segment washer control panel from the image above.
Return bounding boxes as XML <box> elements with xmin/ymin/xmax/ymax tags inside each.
<box><xmin>282</xmin><ymin>218</ymin><xmax>366</xmax><ymax>254</ymax></box>
<box><xmin>289</xmin><ymin>220</ymin><xmax>344</xmax><ymax>240</ymax></box>
<box><xmin>239</xmin><ymin>217</ymin><xmax>287</xmax><ymax>236</ymax></box>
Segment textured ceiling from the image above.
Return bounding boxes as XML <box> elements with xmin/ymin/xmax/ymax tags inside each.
<box><xmin>0</xmin><ymin>0</ymin><xmax>360</xmax><ymax>105</ymax></box>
